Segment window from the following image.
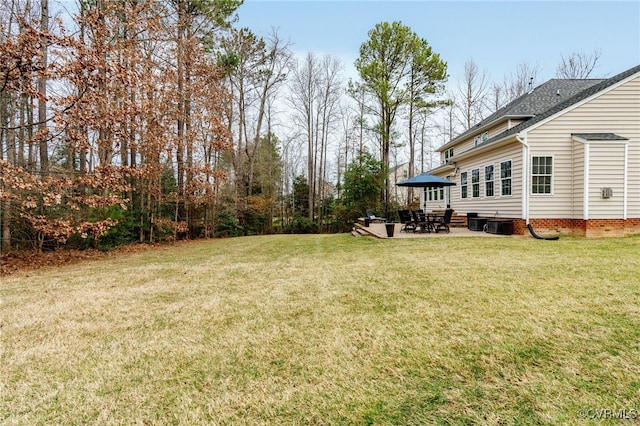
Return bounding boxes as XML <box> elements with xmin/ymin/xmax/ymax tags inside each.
<box><xmin>500</xmin><ymin>160</ymin><xmax>512</xmax><ymax>196</ymax></box>
<box><xmin>472</xmin><ymin>168</ymin><xmax>480</xmax><ymax>198</ymax></box>
<box><xmin>485</xmin><ymin>165</ymin><xmax>494</xmax><ymax>197</ymax></box>
<box><xmin>482</xmin><ymin>132</ymin><xmax>489</xmax><ymax>142</ymax></box>
<box><xmin>474</xmin><ymin>136</ymin><xmax>481</xmax><ymax>146</ymax></box>
<box><xmin>439</xmin><ymin>188</ymin><xmax>444</xmax><ymax>200</ymax></box>
<box><xmin>444</xmin><ymin>148</ymin><xmax>454</xmax><ymax>162</ymax></box>
<box><xmin>461</xmin><ymin>172</ymin><xmax>468</xmax><ymax>199</ymax></box>
<box><xmin>532</xmin><ymin>156</ymin><xmax>553</xmax><ymax>194</ymax></box>
<box><xmin>430</xmin><ymin>187</ymin><xmax>438</xmax><ymax>201</ymax></box>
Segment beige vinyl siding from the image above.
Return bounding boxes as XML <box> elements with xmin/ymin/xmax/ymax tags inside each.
<box><xmin>572</xmin><ymin>142</ymin><xmax>585</xmax><ymax>218</ymax></box>
<box><xmin>429</xmin><ymin>141</ymin><xmax>523</xmax><ymax>217</ymax></box>
<box><xmin>527</xmin><ymin>133</ymin><xmax>574</xmax><ymax>218</ymax></box>
<box><xmin>624</xmin><ymin>79</ymin><xmax>640</xmax><ymax>218</ymax></box>
<box><xmin>526</xmin><ymin>75</ymin><xmax>640</xmax><ymax>220</ymax></box>
<box><xmin>507</xmin><ymin>118</ymin><xmax>526</xmax><ymax>129</ymax></box>
<box><xmin>443</xmin><ymin>120</ymin><xmax>520</xmax><ymax>159</ymax></box>
<box><xmin>588</xmin><ymin>144</ymin><xmax>626</xmax><ymax>218</ymax></box>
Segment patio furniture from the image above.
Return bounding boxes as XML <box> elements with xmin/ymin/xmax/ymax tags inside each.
<box><xmin>396</xmin><ymin>172</ymin><xmax>456</xmax><ymax>211</ymax></box>
<box><xmin>411</xmin><ymin>210</ymin><xmax>431</xmax><ymax>233</ymax></box>
<box><xmin>366</xmin><ymin>209</ymin><xmax>386</xmax><ymax>223</ymax></box>
<box><xmin>432</xmin><ymin>208</ymin><xmax>453</xmax><ymax>233</ymax></box>
<box><xmin>398</xmin><ymin>209</ymin><xmax>416</xmax><ymax>232</ymax></box>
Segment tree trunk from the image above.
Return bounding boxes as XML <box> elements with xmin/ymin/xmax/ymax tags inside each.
<box><xmin>38</xmin><ymin>0</ymin><xmax>49</xmax><ymax>176</ymax></box>
<box><xmin>1</xmin><ymin>200</ymin><xmax>11</xmax><ymax>252</ymax></box>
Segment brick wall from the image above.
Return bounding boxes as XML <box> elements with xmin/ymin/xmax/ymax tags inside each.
<box><xmin>584</xmin><ymin>218</ymin><xmax>640</xmax><ymax>238</ymax></box>
<box><xmin>529</xmin><ymin>218</ymin><xmax>579</xmax><ymax>236</ymax></box>
<box><xmin>462</xmin><ymin>215</ymin><xmax>640</xmax><ymax>237</ymax></box>
<box><xmin>527</xmin><ymin>218</ymin><xmax>640</xmax><ymax>237</ymax></box>
<box><xmin>512</xmin><ymin>219</ymin><xmax>527</xmax><ymax>235</ymax></box>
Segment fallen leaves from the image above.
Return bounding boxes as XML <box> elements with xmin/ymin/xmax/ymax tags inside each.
<box><xmin>0</xmin><ymin>243</ymin><xmax>159</xmax><ymax>276</ymax></box>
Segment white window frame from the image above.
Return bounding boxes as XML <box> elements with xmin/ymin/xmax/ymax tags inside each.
<box><xmin>485</xmin><ymin>164</ymin><xmax>495</xmax><ymax>198</ymax></box>
<box><xmin>500</xmin><ymin>160</ymin><xmax>512</xmax><ymax>197</ymax></box>
<box><xmin>461</xmin><ymin>171</ymin><xmax>468</xmax><ymax>199</ymax></box>
<box><xmin>531</xmin><ymin>155</ymin><xmax>554</xmax><ymax>195</ymax></box>
<box><xmin>472</xmin><ymin>168</ymin><xmax>480</xmax><ymax>198</ymax></box>
<box><xmin>444</xmin><ymin>148</ymin><xmax>454</xmax><ymax>162</ymax></box>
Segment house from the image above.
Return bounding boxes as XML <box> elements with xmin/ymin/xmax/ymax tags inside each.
<box><xmin>427</xmin><ymin>64</ymin><xmax>640</xmax><ymax>237</ymax></box>
<box><xmin>389</xmin><ymin>162</ymin><xmax>419</xmax><ymax>206</ymax></box>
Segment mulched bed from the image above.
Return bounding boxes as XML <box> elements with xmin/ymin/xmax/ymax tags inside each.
<box><xmin>1</xmin><ymin>243</ymin><xmax>161</xmax><ymax>276</ymax></box>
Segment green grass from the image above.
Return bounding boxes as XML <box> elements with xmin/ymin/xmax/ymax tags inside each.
<box><xmin>2</xmin><ymin>234</ymin><xmax>640</xmax><ymax>425</ymax></box>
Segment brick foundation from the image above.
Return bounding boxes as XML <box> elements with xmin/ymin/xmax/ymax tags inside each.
<box><xmin>583</xmin><ymin>218</ymin><xmax>640</xmax><ymax>238</ymax></box>
<box><xmin>462</xmin><ymin>215</ymin><xmax>640</xmax><ymax>237</ymax></box>
<box><xmin>524</xmin><ymin>218</ymin><xmax>640</xmax><ymax>237</ymax></box>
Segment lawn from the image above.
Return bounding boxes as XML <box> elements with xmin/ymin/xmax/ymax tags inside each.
<box><xmin>2</xmin><ymin>234</ymin><xmax>639</xmax><ymax>425</ymax></box>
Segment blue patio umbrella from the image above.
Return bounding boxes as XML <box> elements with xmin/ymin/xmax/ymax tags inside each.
<box><xmin>396</xmin><ymin>172</ymin><xmax>456</xmax><ymax>210</ymax></box>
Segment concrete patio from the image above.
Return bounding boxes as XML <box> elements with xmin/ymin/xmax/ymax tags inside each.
<box><xmin>352</xmin><ymin>222</ymin><xmax>514</xmax><ymax>239</ymax></box>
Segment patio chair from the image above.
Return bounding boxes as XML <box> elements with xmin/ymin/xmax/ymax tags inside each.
<box><xmin>366</xmin><ymin>209</ymin><xmax>386</xmax><ymax>223</ymax></box>
<box><xmin>434</xmin><ymin>208</ymin><xmax>454</xmax><ymax>233</ymax></box>
<box><xmin>411</xmin><ymin>210</ymin><xmax>430</xmax><ymax>233</ymax></box>
<box><xmin>398</xmin><ymin>209</ymin><xmax>416</xmax><ymax>232</ymax></box>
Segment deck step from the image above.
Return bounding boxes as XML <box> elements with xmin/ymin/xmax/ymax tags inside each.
<box><xmin>351</xmin><ymin>223</ymin><xmax>383</xmax><ymax>239</ymax></box>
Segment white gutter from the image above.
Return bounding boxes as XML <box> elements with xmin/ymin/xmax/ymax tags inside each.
<box><xmin>437</xmin><ymin>115</ymin><xmax>533</xmax><ymax>152</ymax></box>
<box><xmin>624</xmin><ymin>143</ymin><xmax>628</xmax><ymax>220</ymax></box>
<box><xmin>584</xmin><ymin>143</ymin><xmax>589</xmax><ymax>220</ymax></box>
<box><xmin>516</xmin><ymin>133</ymin><xmax>529</xmax><ymax>225</ymax></box>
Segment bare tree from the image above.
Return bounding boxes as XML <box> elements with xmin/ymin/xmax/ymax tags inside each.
<box><xmin>221</xmin><ymin>27</ymin><xmax>292</xmax><ymax>229</ymax></box>
<box><xmin>504</xmin><ymin>61</ymin><xmax>541</xmax><ymax>101</ymax></box>
<box><xmin>315</xmin><ymin>54</ymin><xmax>343</xmax><ymax>226</ymax></box>
<box><xmin>289</xmin><ymin>52</ymin><xmax>318</xmax><ymax>221</ymax></box>
<box><xmin>288</xmin><ymin>52</ymin><xmax>343</xmax><ymax>223</ymax></box>
<box><xmin>556</xmin><ymin>50</ymin><xmax>602</xmax><ymax>78</ymax></box>
<box><xmin>488</xmin><ymin>81</ymin><xmax>507</xmax><ymax>113</ymax></box>
<box><xmin>457</xmin><ymin>58</ymin><xmax>490</xmax><ymax>130</ymax></box>
<box><xmin>346</xmin><ymin>80</ymin><xmax>375</xmax><ymax>157</ymax></box>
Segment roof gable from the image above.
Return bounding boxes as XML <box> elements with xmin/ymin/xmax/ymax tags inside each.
<box><xmin>483</xmin><ymin>64</ymin><xmax>640</xmax><ymax>145</ymax></box>
<box><xmin>440</xmin><ymin>78</ymin><xmax>604</xmax><ymax>150</ymax></box>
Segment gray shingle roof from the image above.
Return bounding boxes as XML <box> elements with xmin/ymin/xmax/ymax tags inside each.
<box><xmin>486</xmin><ymin>79</ymin><xmax>602</xmax><ymax>119</ymax></box>
<box><xmin>572</xmin><ymin>133</ymin><xmax>629</xmax><ymax>141</ymax></box>
<box><xmin>442</xmin><ymin>79</ymin><xmax>604</xmax><ymax>149</ymax></box>
<box><xmin>476</xmin><ymin>64</ymin><xmax>640</xmax><ymax>148</ymax></box>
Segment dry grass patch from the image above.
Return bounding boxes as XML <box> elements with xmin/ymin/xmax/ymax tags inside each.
<box><xmin>2</xmin><ymin>234</ymin><xmax>640</xmax><ymax>425</ymax></box>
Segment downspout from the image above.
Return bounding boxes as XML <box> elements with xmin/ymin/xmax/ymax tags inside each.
<box><xmin>584</xmin><ymin>143</ymin><xmax>589</xmax><ymax>221</ymax></box>
<box><xmin>624</xmin><ymin>143</ymin><xmax>628</xmax><ymax>220</ymax></box>
<box><xmin>516</xmin><ymin>133</ymin><xmax>529</xmax><ymax>225</ymax></box>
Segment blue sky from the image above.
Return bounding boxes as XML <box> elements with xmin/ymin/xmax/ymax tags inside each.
<box><xmin>235</xmin><ymin>1</ymin><xmax>640</xmax><ymax>85</ymax></box>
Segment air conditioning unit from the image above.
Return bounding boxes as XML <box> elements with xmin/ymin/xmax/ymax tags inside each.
<box><xmin>601</xmin><ymin>187</ymin><xmax>613</xmax><ymax>199</ymax></box>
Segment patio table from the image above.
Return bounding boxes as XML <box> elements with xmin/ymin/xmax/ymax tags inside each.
<box><xmin>427</xmin><ymin>213</ymin><xmax>444</xmax><ymax>233</ymax></box>
<box><xmin>412</xmin><ymin>211</ymin><xmax>431</xmax><ymax>233</ymax></box>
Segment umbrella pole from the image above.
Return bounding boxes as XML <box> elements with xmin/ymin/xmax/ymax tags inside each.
<box><xmin>423</xmin><ymin>188</ymin><xmax>427</xmax><ymax>211</ymax></box>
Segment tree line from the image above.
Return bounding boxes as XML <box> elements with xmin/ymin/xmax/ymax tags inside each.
<box><xmin>0</xmin><ymin>0</ymin><xmax>602</xmax><ymax>252</ymax></box>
